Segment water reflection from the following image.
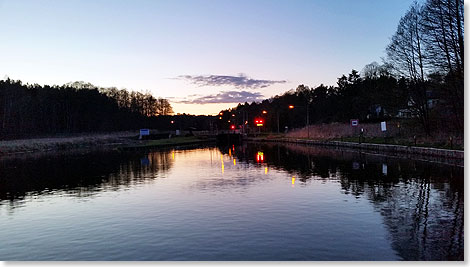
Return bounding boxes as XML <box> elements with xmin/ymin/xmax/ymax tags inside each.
<box><xmin>218</xmin><ymin>142</ymin><xmax>463</xmax><ymax>260</ymax></box>
<box><xmin>0</xmin><ymin>143</ymin><xmax>463</xmax><ymax>260</ymax></box>
<box><xmin>0</xmin><ymin>149</ymin><xmax>174</xmax><ymax>209</ymax></box>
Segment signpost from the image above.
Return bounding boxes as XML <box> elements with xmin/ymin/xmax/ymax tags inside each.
<box><xmin>381</xmin><ymin>121</ymin><xmax>387</xmax><ymax>143</ymax></box>
<box><xmin>139</xmin><ymin>129</ymin><xmax>150</xmax><ymax>139</ymax></box>
<box><xmin>381</xmin><ymin>121</ymin><xmax>387</xmax><ymax>132</ymax></box>
<box><xmin>350</xmin><ymin>119</ymin><xmax>359</xmax><ymax>127</ymax></box>
<box><xmin>350</xmin><ymin>119</ymin><xmax>359</xmax><ymax>141</ymax></box>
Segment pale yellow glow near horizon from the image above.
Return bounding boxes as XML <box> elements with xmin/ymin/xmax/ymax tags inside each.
<box><xmin>171</xmin><ymin>102</ymin><xmax>244</xmax><ymax>116</ymax></box>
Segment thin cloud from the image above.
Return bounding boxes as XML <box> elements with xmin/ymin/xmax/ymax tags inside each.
<box><xmin>176</xmin><ymin>90</ymin><xmax>264</xmax><ymax>104</ymax></box>
<box><xmin>177</xmin><ymin>74</ymin><xmax>286</xmax><ymax>89</ymax></box>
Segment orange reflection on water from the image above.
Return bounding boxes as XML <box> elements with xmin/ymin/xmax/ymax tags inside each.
<box><xmin>292</xmin><ymin>176</ymin><xmax>296</xmax><ymax>185</ymax></box>
<box><xmin>265</xmin><ymin>167</ymin><xmax>268</xmax><ymax>174</ymax></box>
<box><xmin>221</xmin><ymin>154</ymin><xmax>224</xmax><ymax>173</ymax></box>
<box><xmin>172</xmin><ymin>152</ymin><xmax>175</xmax><ymax>160</ymax></box>
<box><xmin>233</xmin><ymin>159</ymin><xmax>236</xmax><ymax>166</ymax></box>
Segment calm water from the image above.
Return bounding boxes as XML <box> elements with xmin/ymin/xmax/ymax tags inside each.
<box><xmin>0</xmin><ymin>143</ymin><xmax>463</xmax><ymax>261</ymax></box>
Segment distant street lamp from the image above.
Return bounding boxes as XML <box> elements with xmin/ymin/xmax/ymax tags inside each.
<box><xmin>262</xmin><ymin>110</ymin><xmax>268</xmax><ymax>114</ymax></box>
<box><xmin>288</xmin><ymin>103</ymin><xmax>311</xmax><ymax>138</ymax></box>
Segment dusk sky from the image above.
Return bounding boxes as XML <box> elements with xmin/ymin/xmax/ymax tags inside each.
<box><xmin>0</xmin><ymin>0</ymin><xmax>415</xmax><ymax>115</ymax></box>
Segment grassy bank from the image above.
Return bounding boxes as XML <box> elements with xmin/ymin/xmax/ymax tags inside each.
<box><xmin>0</xmin><ymin>132</ymin><xmax>215</xmax><ymax>155</ymax></box>
<box><xmin>284</xmin><ymin>122</ymin><xmax>463</xmax><ymax>151</ymax></box>
<box><xmin>0</xmin><ymin>131</ymin><xmax>139</xmax><ymax>155</ymax></box>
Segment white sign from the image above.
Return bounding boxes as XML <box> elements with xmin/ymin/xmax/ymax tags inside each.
<box><xmin>351</xmin><ymin>119</ymin><xmax>359</xmax><ymax>127</ymax></box>
<box><xmin>382</xmin><ymin>163</ymin><xmax>388</xmax><ymax>175</ymax></box>
<box><xmin>140</xmin><ymin>129</ymin><xmax>150</xmax><ymax>136</ymax></box>
<box><xmin>381</xmin><ymin>122</ymin><xmax>387</xmax><ymax>132</ymax></box>
<box><xmin>175</xmin><ymin>130</ymin><xmax>180</xmax><ymax>136</ymax></box>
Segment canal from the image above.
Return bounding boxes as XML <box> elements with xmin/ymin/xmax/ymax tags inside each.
<box><xmin>0</xmin><ymin>143</ymin><xmax>463</xmax><ymax>260</ymax></box>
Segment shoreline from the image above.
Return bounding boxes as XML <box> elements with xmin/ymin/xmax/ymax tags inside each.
<box><xmin>117</xmin><ymin>136</ymin><xmax>215</xmax><ymax>151</ymax></box>
<box><xmin>0</xmin><ymin>133</ymin><xmax>215</xmax><ymax>156</ymax></box>
<box><xmin>0</xmin><ymin>131</ymin><xmax>139</xmax><ymax>155</ymax></box>
<box><xmin>0</xmin><ymin>132</ymin><xmax>464</xmax><ymax>166</ymax></box>
<box><xmin>244</xmin><ymin>137</ymin><xmax>464</xmax><ymax>167</ymax></box>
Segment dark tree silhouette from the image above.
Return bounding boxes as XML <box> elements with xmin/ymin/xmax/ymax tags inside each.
<box><xmin>0</xmin><ymin>79</ymin><xmax>177</xmax><ymax>138</ymax></box>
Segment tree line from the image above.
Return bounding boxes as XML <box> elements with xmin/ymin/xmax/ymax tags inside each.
<box><xmin>0</xmin><ymin>79</ymin><xmax>175</xmax><ymax>138</ymax></box>
<box><xmin>217</xmin><ymin>71</ymin><xmax>408</xmax><ymax>133</ymax></box>
<box><xmin>218</xmin><ymin>0</ymin><xmax>463</xmax><ymax>136</ymax></box>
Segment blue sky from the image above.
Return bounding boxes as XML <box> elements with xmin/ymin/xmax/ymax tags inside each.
<box><xmin>0</xmin><ymin>0</ymin><xmax>414</xmax><ymax>115</ymax></box>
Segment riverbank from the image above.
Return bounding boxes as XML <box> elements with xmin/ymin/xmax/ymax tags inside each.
<box><xmin>0</xmin><ymin>131</ymin><xmax>140</xmax><ymax>155</ymax></box>
<box><xmin>0</xmin><ymin>132</ymin><xmax>215</xmax><ymax>155</ymax></box>
<box><xmin>285</xmin><ymin>123</ymin><xmax>464</xmax><ymax>150</ymax></box>
<box><xmin>245</xmin><ymin>136</ymin><xmax>464</xmax><ymax>166</ymax></box>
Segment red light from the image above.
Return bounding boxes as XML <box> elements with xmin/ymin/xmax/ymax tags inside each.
<box><xmin>230</xmin><ymin>125</ymin><xmax>235</xmax><ymax>130</ymax></box>
<box><xmin>289</xmin><ymin>105</ymin><xmax>294</xmax><ymax>109</ymax></box>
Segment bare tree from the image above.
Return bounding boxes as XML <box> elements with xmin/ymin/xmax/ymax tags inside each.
<box><xmin>386</xmin><ymin>3</ymin><xmax>431</xmax><ymax>134</ymax></box>
<box><xmin>421</xmin><ymin>0</ymin><xmax>464</xmax><ymax>130</ymax></box>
